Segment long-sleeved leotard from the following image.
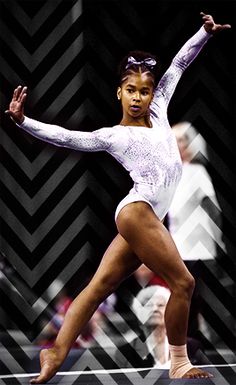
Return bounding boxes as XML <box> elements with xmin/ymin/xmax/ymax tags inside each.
<box><xmin>18</xmin><ymin>26</ymin><xmax>211</xmax><ymax>221</ymax></box>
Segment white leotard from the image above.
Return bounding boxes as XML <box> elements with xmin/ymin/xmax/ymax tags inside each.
<box><xmin>18</xmin><ymin>27</ymin><xmax>211</xmax><ymax>221</ymax></box>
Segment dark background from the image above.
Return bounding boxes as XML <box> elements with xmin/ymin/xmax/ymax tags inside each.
<box><xmin>0</xmin><ymin>0</ymin><xmax>235</xmax><ymax>376</ymax></box>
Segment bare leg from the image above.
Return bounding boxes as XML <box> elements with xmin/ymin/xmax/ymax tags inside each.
<box><xmin>116</xmin><ymin>202</ymin><xmax>212</xmax><ymax>379</ymax></box>
<box><xmin>30</xmin><ymin>234</ymin><xmax>141</xmax><ymax>384</ymax></box>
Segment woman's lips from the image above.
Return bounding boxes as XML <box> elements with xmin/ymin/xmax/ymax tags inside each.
<box><xmin>130</xmin><ymin>105</ymin><xmax>141</xmax><ymax>112</ymax></box>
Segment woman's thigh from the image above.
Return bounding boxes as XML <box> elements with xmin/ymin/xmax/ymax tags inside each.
<box><xmin>89</xmin><ymin>233</ymin><xmax>142</xmax><ymax>294</ymax></box>
<box><xmin>116</xmin><ymin>202</ymin><xmax>193</xmax><ymax>290</ymax></box>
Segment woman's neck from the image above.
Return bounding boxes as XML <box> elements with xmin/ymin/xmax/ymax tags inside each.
<box><xmin>119</xmin><ymin>115</ymin><xmax>152</xmax><ymax>128</ymax></box>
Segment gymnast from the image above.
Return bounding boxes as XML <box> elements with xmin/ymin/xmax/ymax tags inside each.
<box><xmin>6</xmin><ymin>12</ymin><xmax>230</xmax><ymax>383</ymax></box>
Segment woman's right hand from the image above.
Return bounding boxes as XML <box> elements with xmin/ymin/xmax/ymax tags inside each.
<box><xmin>5</xmin><ymin>85</ymin><xmax>27</xmax><ymax>124</ymax></box>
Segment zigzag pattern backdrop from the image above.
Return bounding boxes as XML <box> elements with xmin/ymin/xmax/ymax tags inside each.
<box><xmin>0</xmin><ymin>0</ymin><xmax>235</xmax><ymax>382</ymax></box>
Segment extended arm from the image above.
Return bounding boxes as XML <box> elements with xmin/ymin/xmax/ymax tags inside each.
<box><xmin>18</xmin><ymin>116</ymin><xmax>112</xmax><ymax>152</ymax></box>
<box><xmin>5</xmin><ymin>86</ymin><xmax>113</xmax><ymax>152</ymax></box>
<box><xmin>151</xmin><ymin>27</ymin><xmax>211</xmax><ymax>113</ymax></box>
<box><xmin>151</xmin><ymin>13</ymin><xmax>231</xmax><ymax>115</ymax></box>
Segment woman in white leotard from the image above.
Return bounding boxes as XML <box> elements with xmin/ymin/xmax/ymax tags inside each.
<box><xmin>6</xmin><ymin>13</ymin><xmax>230</xmax><ymax>383</ymax></box>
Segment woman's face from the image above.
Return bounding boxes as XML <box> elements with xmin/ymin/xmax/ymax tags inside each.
<box><xmin>117</xmin><ymin>71</ymin><xmax>154</xmax><ymax>124</ymax></box>
<box><xmin>142</xmin><ymin>294</ymin><xmax>167</xmax><ymax>326</ymax></box>
<box><xmin>137</xmin><ymin>293</ymin><xmax>168</xmax><ymax>327</ymax></box>
<box><xmin>174</xmin><ymin>130</ymin><xmax>191</xmax><ymax>162</ymax></box>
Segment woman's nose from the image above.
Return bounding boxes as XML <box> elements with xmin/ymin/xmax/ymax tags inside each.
<box><xmin>133</xmin><ymin>91</ymin><xmax>141</xmax><ymax>100</ymax></box>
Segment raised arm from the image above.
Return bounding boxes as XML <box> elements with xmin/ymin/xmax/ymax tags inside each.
<box><xmin>150</xmin><ymin>13</ymin><xmax>231</xmax><ymax>117</ymax></box>
<box><xmin>5</xmin><ymin>86</ymin><xmax>113</xmax><ymax>152</ymax></box>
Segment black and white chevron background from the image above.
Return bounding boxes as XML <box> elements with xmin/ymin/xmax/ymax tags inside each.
<box><xmin>0</xmin><ymin>0</ymin><xmax>235</xmax><ymax>382</ymax></box>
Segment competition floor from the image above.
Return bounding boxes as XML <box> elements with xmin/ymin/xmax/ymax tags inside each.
<box><xmin>1</xmin><ymin>365</ymin><xmax>236</xmax><ymax>385</ymax></box>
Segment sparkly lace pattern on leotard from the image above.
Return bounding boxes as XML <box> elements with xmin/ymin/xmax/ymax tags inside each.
<box><xmin>19</xmin><ymin>26</ymin><xmax>211</xmax><ymax>220</ymax></box>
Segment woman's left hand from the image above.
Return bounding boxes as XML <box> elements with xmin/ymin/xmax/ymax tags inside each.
<box><xmin>200</xmin><ymin>12</ymin><xmax>231</xmax><ymax>34</ymax></box>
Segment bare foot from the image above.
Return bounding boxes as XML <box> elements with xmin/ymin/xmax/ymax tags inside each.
<box><xmin>30</xmin><ymin>348</ymin><xmax>61</xmax><ymax>384</ymax></box>
<box><xmin>183</xmin><ymin>367</ymin><xmax>213</xmax><ymax>379</ymax></box>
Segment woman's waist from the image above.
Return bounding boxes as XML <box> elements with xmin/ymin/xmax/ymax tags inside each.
<box><xmin>131</xmin><ymin>181</ymin><xmax>179</xmax><ymax>200</ymax></box>
<box><xmin>131</xmin><ymin>166</ymin><xmax>182</xmax><ymax>188</ymax></box>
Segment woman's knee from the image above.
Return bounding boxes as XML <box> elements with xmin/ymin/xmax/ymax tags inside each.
<box><xmin>174</xmin><ymin>273</ymin><xmax>195</xmax><ymax>299</ymax></box>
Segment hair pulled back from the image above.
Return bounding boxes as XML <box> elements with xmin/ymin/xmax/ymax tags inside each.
<box><xmin>118</xmin><ymin>50</ymin><xmax>160</xmax><ymax>87</ymax></box>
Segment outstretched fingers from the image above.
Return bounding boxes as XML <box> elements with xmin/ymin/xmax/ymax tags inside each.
<box><xmin>200</xmin><ymin>12</ymin><xmax>213</xmax><ymax>21</ymax></box>
<box><xmin>217</xmin><ymin>23</ymin><xmax>231</xmax><ymax>31</ymax></box>
<box><xmin>200</xmin><ymin>11</ymin><xmax>231</xmax><ymax>33</ymax></box>
<box><xmin>5</xmin><ymin>85</ymin><xmax>28</xmax><ymax>124</ymax></box>
<box><xmin>14</xmin><ymin>85</ymin><xmax>28</xmax><ymax>103</ymax></box>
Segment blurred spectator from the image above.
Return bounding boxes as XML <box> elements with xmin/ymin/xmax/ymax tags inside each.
<box><xmin>168</xmin><ymin>121</ymin><xmax>226</xmax><ymax>341</ymax></box>
<box><xmin>115</xmin><ymin>285</ymin><xmax>208</xmax><ymax>368</ymax></box>
<box><xmin>169</xmin><ymin>121</ymin><xmax>225</xmax><ymax>261</ymax></box>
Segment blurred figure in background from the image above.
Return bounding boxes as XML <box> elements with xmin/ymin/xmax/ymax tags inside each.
<box><xmin>115</xmin><ymin>285</ymin><xmax>171</xmax><ymax>368</ymax></box>
<box><xmin>169</xmin><ymin>121</ymin><xmax>224</xmax><ymax>261</ymax></box>
<box><xmin>168</xmin><ymin>121</ymin><xmax>225</xmax><ymax>341</ymax></box>
<box><xmin>115</xmin><ymin>285</ymin><xmax>208</xmax><ymax>368</ymax></box>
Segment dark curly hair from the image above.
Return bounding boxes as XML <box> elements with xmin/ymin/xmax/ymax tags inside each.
<box><xmin>118</xmin><ymin>50</ymin><xmax>160</xmax><ymax>87</ymax></box>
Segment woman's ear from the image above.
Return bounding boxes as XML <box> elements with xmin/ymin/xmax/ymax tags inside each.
<box><xmin>117</xmin><ymin>87</ymin><xmax>121</xmax><ymax>100</ymax></box>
